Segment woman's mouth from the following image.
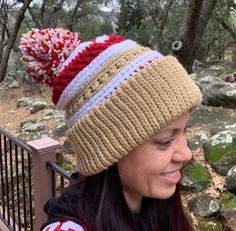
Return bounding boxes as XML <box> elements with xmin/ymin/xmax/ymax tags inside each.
<box><xmin>160</xmin><ymin>170</ymin><xmax>181</xmax><ymax>184</ymax></box>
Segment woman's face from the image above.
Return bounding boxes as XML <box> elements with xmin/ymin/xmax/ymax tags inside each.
<box><xmin>117</xmin><ymin>112</ymin><xmax>192</xmax><ymax>211</ymax></box>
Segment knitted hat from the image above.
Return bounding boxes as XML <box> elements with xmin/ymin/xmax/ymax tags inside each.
<box><xmin>20</xmin><ymin>28</ymin><xmax>202</xmax><ymax>176</ymax></box>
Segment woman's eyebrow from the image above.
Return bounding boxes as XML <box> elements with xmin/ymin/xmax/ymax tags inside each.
<box><xmin>158</xmin><ymin>128</ymin><xmax>179</xmax><ymax>136</ymax></box>
<box><xmin>158</xmin><ymin>120</ymin><xmax>190</xmax><ymax>135</ymax></box>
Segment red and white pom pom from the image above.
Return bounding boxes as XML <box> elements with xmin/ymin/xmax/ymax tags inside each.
<box><xmin>19</xmin><ymin>28</ymin><xmax>81</xmax><ymax>87</ymax></box>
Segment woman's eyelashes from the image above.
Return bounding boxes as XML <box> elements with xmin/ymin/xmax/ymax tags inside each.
<box><xmin>153</xmin><ymin>138</ymin><xmax>174</xmax><ymax>150</ymax></box>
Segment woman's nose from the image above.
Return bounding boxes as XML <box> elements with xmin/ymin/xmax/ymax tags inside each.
<box><xmin>172</xmin><ymin>136</ymin><xmax>192</xmax><ymax>162</ymax></box>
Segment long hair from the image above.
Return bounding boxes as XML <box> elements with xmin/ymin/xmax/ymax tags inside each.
<box><xmin>43</xmin><ymin>164</ymin><xmax>193</xmax><ymax>231</ymax></box>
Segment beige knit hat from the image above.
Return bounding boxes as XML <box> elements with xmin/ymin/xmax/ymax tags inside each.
<box><xmin>20</xmin><ymin>28</ymin><xmax>202</xmax><ymax>176</ymax></box>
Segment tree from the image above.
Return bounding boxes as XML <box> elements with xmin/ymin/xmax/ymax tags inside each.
<box><xmin>0</xmin><ymin>1</ymin><xmax>10</xmax><ymax>62</ymax></box>
<box><xmin>27</xmin><ymin>0</ymin><xmax>66</xmax><ymax>29</ymax></box>
<box><xmin>0</xmin><ymin>0</ymin><xmax>33</xmax><ymax>83</ymax></box>
<box><xmin>141</xmin><ymin>0</ymin><xmax>175</xmax><ymax>50</ymax></box>
<box><xmin>172</xmin><ymin>0</ymin><xmax>217</xmax><ymax>73</ymax></box>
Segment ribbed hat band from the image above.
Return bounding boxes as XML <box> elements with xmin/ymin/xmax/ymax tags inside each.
<box><xmin>19</xmin><ymin>29</ymin><xmax>202</xmax><ymax>175</ymax></box>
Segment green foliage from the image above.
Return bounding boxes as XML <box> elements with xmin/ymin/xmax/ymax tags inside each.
<box><xmin>221</xmin><ymin>200</ymin><xmax>236</xmax><ymax>210</ymax></box>
<box><xmin>118</xmin><ymin>18</ymin><xmax>152</xmax><ymax>47</ymax></box>
<box><xmin>196</xmin><ymin>0</ymin><xmax>236</xmax><ymax>62</ymax></box>
<box><xmin>212</xmin><ymin>83</ymin><xmax>225</xmax><ymax>89</ymax></box>
<box><xmin>159</xmin><ymin>1</ymin><xmax>183</xmax><ymax>54</ymax></box>
<box><xmin>218</xmin><ymin>192</ymin><xmax>236</xmax><ymax>208</ymax></box>
<box><xmin>117</xmin><ymin>0</ymin><xmax>151</xmax><ymax>46</ymax></box>
<box><xmin>197</xmin><ymin>217</ymin><xmax>223</xmax><ymax>231</ymax></box>
<box><xmin>62</xmin><ymin>162</ymin><xmax>73</xmax><ymax>171</ymax></box>
<box><xmin>6</xmin><ymin>0</ymin><xmax>236</xmax><ymax>72</ymax></box>
<box><xmin>73</xmin><ymin>16</ymin><xmax>113</xmax><ymax>40</ymax></box>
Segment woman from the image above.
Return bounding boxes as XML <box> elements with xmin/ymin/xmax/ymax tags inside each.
<box><xmin>20</xmin><ymin>28</ymin><xmax>202</xmax><ymax>231</ymax></box>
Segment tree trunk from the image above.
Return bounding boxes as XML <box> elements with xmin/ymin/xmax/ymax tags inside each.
<box><xmin>42</xmin><ymin>0</ymin><xmax>66</xmax><ymax>28</ymax></box>
<box><xmin>28</xmin><ymin>6</ymin><xmax>41</xmax><ymax>29</ymax></box>
<box><xmin>67</xmin><ymin>0</ymin><xmax>83</xmax><ymax>31</ymax></box>
<box><xmin>0</xmin><ymin>0</ymin><xmax>33</xmax><ymax>82</ymax></box>
<box><xmin>172</xmin><ymin>0</ymin><xmax>217</xmax><ymax>73</ymax></box>
<box><xmin>150</xmin><ymin>0</ymin><xmax>174</xmax><ymax>50</ymax></box>
<box><xmin>0</xmin><ymin>1</ymin><xmax>9</xmax><ymax>63</ymax></box>
<box><xmin>118</xmin><ymin>0</ymin><xmax>129</xmax><ymax>31</ymax></box>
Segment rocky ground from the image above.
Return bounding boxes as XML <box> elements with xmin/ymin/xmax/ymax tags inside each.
<box><xmin>0</xmin><ymin>81</ymin><xmax>236</xmax><ymax>231</ymax></box>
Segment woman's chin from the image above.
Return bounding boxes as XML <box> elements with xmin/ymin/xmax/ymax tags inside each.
<box><xmin>149</xmin><ymin>184</ymin><xmax>177</xmax><ymax>199</ymax></box>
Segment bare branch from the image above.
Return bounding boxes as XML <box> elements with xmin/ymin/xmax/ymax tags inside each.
<box><xmin>0</xmin><ymin>0</ymin><xmax>33</xmax><ymax>82</ymax></box>
<box><xmin>42</xmin><ymin>0</ymin><xmax>66</xmax><ymax>28</ymax></box>
<box><xmin>28</xmin><ymin>6</ymin><xmax>41</xmax><ymax>28</ymax></box>
<box><xmin>67</xmin><ymin>0</ymin><xmax>85</xmax><ymax>31</ymax></box>
<box><xmin>216</xmin><ymin>16</ymin><xmax>236</xmax><ymax>42</ymax></box>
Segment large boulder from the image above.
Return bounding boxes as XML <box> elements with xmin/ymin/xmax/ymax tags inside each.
<box><xmin>198</xmin><ymin>75</ymin><xmax>236</xmax><ymax>108</ymax></box>
<box><xmin>16</xmin><ymin>97</ymin><xmax>33</xmax><ymax>108</ymax></box>
<box><xmin>226</xmin><ymin>166</ymin><xmax>236</xmax><ymax>193</ymax></box>
<box><xmin>204</xmin><ymin>130</ymin><xmax>236</xmax><ymax>175</ymax></box>
<box><xmin>189</xmin><ymin>194</ymin><xmax>220</xmax><ymax>217</ymax></box>
<box><xmin>190</xmin><ymin>105</ymin><xmax>236</xmax><ymax>134</ymax></box>
<box><xmin>218</xmin><ymin>191</ymin><xmax>236</xmax><ymax>231</ymax></box>
<box><xmin>28</xmin><ymin>101</ymin><xmax>50</xmax><ymax>114</ymax></box>
<box><xmin>181</xmin><ymin>163</ymin><xmax>212</xmax><ymax>192</ymax></box>
<box><xmin>20</xmin><ymin>120</ymin><xmax>46</xmax><ymax>133</ymax></box>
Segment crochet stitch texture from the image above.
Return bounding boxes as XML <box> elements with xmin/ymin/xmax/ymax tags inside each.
<box><xmin>20</xmin><ymin>30</ymin><xmax>202</xmax><ymax>175</ymax></box>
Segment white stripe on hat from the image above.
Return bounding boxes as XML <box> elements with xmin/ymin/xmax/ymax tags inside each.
<box><xmin>67</xmin><ymin>50</ymin><xmax>163</xmax><ymax>127</ymax></box>
<box><xmin>58</xmin><ymin>35</ymin><xmax>109</xmax><ymax>75</ymax></box>
<box><xmin>58</xmin><ymin>41</ymin><xmax>92</xmax><ymax>74</ymax></box>
<box><xmin>56</xmin><ymin>39</ymin><xmax>137</xmax><ymax>109</ymax></box>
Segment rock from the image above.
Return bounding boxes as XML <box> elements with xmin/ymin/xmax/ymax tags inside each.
<box><xmin>20</xmin><ymin>121</ymin><xmax>45</xmax><ymax>133</ymax></box>
<box><xmin>189</xmin><ymin>73</ymin><xmax>198</xmax><ymax>81</ymax></box>
<box><xmin>225</xmin><ymin>123</ymin><xmax>236</xmax><ymax>129</ymax></box>
<box><xmin>8</xmin><ymin>80</ymin><xmax>20</xmax><ymax>89</ymax></box>
<box><xmin>17</xmin><ymin>132</ymin><xmax>43</xmax><ymax>142</ymax></box>
<box><xmin>218</xmin><ymin>192</ymin><xmax>236</xmax><ymax>208</ymax></box>
<box><xmin>204</xmin><ymin>130</ymin><xmax>236</xmax><ymax>175</ymax></box>
<box><xmin>17</xmin><ymin>130</ymin><xmax>54</xmax><ymax>142</ymax></box>
<box><xmin>193</xmin><ymin>60</ymin><xmax>203</xmax><ymax>69</ymax></box>
<box><xmin>209</xmin><ymin>65</ymin><xmax>225</xmax><ymax>71</ymax></box>
<box><xmin>189</xmin><ymin>194</ymin><xmax>220</xmax><ymax>217</ymax></box>
<box><xmin>197</xmin><ymin>217</ymin><xmax>223</xmax><ymax>231</ymax></box>
<box><xmin>226</xmin><ymin>166</ymin><xmax>236</xmax><ymax>193</ymax></box>
<box><xmin>29</xmin><ymin>101</ymin><xmax>49</xmax><ymax>114</ymax></box>
<box><xmin>43</xmin><ymin>109</ymin><xmax>54</xmax><ymax>117</ymax></box>
<box><xmin>181</xmin><ymin>163</ymin><xmax>212</xmax><ymax>192</ymax></box>
<box><xmin>199</xmin><ymin>75</ymin><xmax>215</xmax><ymax>84</ymax></box>
<box><xmin>190</xmin><ymin>105</ymin><xmax>236</xmax><ymax>134</ymax></box>
<box><xmin>222</xmin><ymin>74</ymin><xmax>236</xmax><ymax>83</ymax></box>
<box><xmin>52</xmin><ymin>120</ymin><xmax>67</xmax><ymax>138</ymax></box>
<box><xmin>197</xmin><ymin>75</ymin><xmax>236</xmax><ymax>108</ymax></box>
<box><xmin>188</xmin><ymin>130</ymin><xmax>209</xmax><ymax>150</ymax></box>
<box><xmin>16</xmin><ymin>97</ymin><xmax>33</xmax><ymax>108</ymax></box>
<box><xmin>37</xmin><ymin>109</ymin><xmax>55</xmax><ymax>121</ymax></box>
<box><xmin>220</xmin><ymin>201</ymin><xmax>236</xmax><ymax>231</ymax></box>
<box><xmin>4</xmin><ymin>71</ymin><xmax>16</xmax><ymax>84</ymax></box>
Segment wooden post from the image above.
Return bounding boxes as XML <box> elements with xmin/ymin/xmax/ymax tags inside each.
<box><xmin>27</xmin><ymin>137</ymin><xmax>60</xmax><ymax>231</ymax></box>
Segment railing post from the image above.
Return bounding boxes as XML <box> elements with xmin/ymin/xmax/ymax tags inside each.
<box><xmin>27</xmin><ymin>137</ymin><xmax>60</xmax><ymax>231</ymax></box>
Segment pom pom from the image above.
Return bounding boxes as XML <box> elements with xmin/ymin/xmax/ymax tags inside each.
<box><xmin>19</xmin><ymin>28</ymin><xmax>81</xmax><ymax>87</ymax></box>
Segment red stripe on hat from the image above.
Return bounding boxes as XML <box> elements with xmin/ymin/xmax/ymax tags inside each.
<box><xmin>52</xmin><ymin>35</ymin><xmax>125</xmax><ymax>105</ymax></box>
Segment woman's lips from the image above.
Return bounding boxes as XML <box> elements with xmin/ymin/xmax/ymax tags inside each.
<box><xmin>160</xmin><ymin>170</ymin><xmax>181</xmax><ymax>184</ymax></box>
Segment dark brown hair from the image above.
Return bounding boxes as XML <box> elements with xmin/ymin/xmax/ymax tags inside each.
<box><xmin>42</xmin><ymin>164</ymin><xmax>193</xmax><ymax>231</ymax></box>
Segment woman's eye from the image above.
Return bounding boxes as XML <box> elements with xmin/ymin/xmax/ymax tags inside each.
<box><xmin>154</xmin><ymin>139</ymin><xmax>173</xmax><ymax>149</ymax></box>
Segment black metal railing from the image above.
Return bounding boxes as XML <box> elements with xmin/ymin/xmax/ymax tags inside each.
<box><xmin>0</xmin><ymin>127</ymin><xmax>74</xmax><ymax>230</ymax></box>
<box><xmin>46</xmin><ymin>161</ymin><xmax>72</xmax><ymax>199</ymax></box>
<box><xmin>0</xmin><ymin>127</ymin><xmax>33</xmax><ymax>231</ymax></box>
